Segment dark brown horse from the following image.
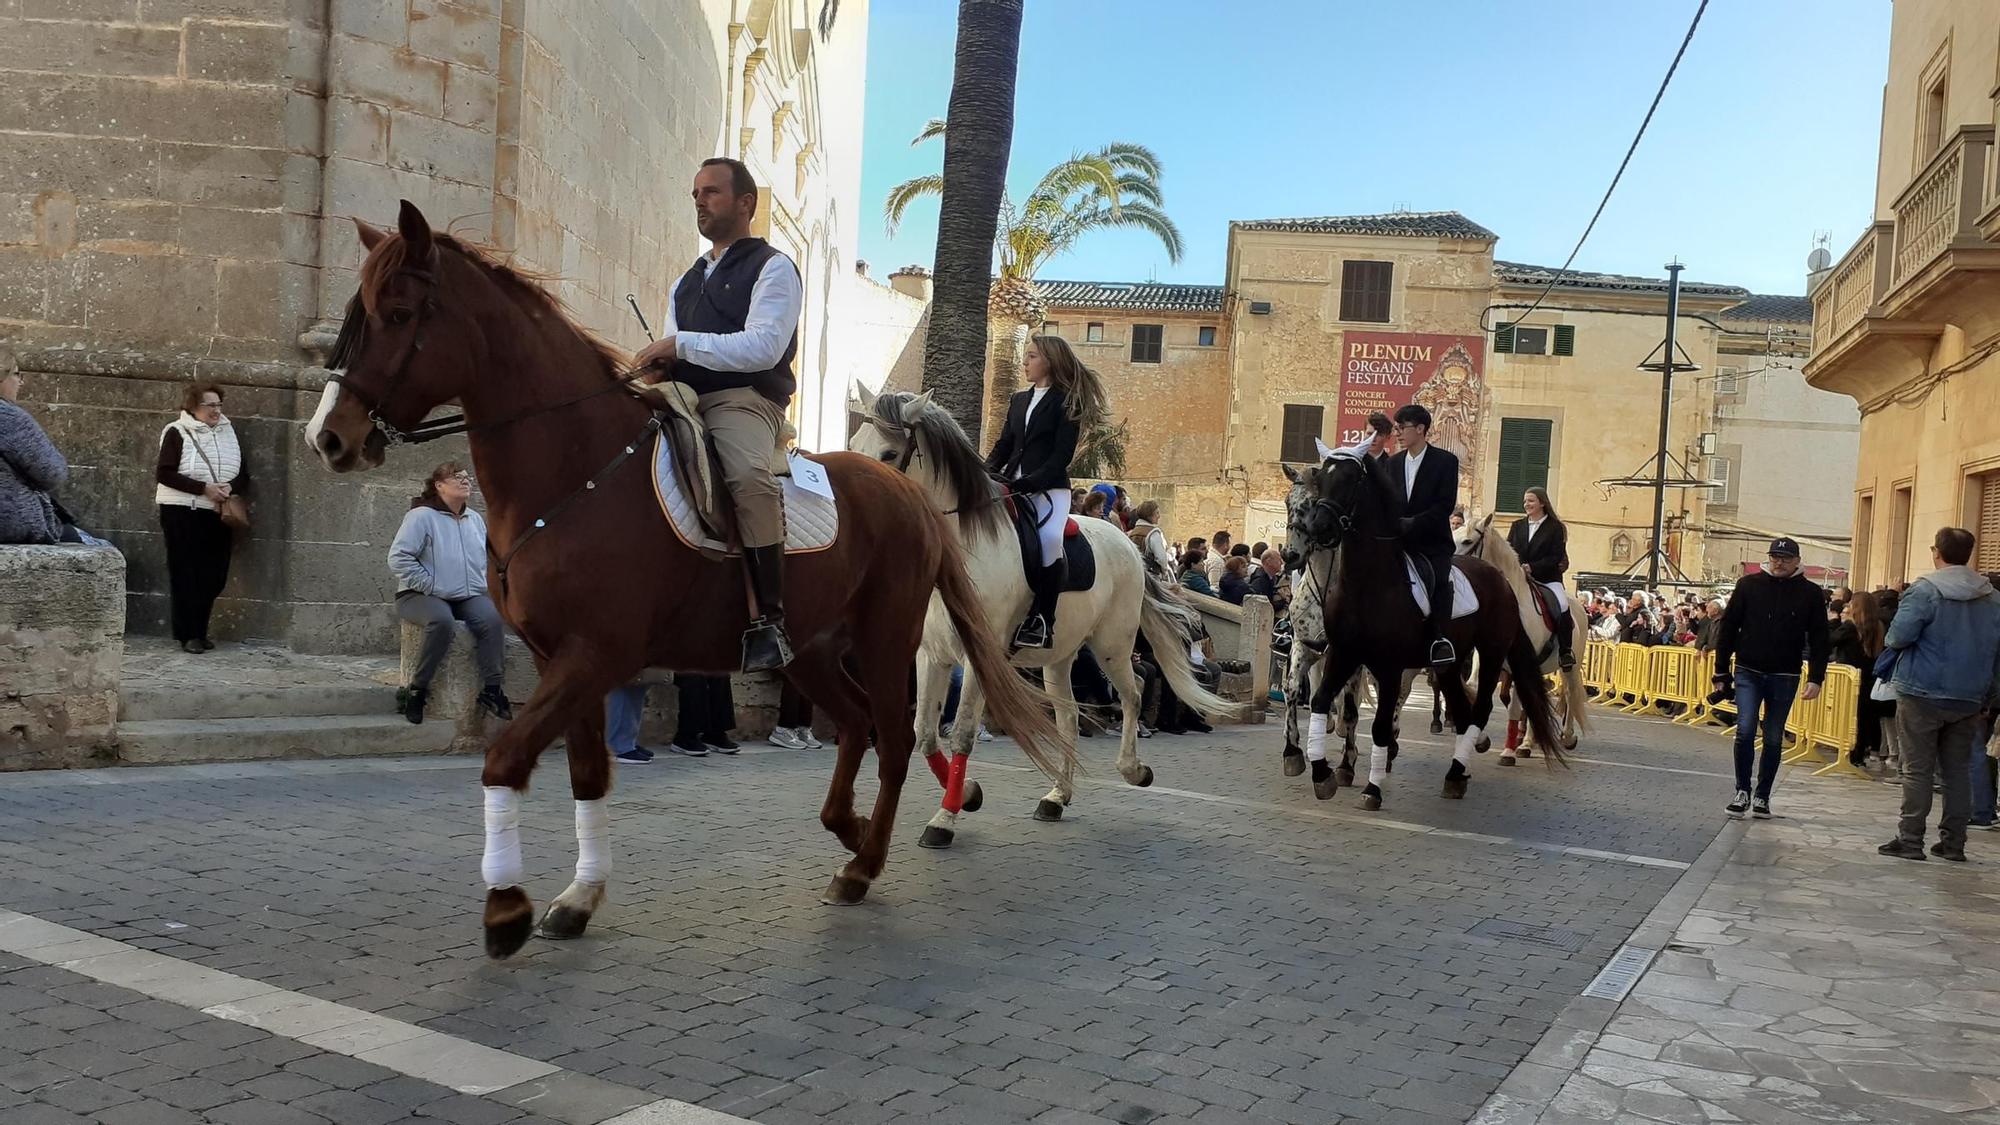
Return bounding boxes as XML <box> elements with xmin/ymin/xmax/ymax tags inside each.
<box><xmin>1284</xmin><ymin>453</ymin><xmax>1563</xmax><ymax>810</ymax></box>
<box><xmin>306</xmin><ymin>201</ymin><xmax>1070</xmax><ymax>959</ymax></box>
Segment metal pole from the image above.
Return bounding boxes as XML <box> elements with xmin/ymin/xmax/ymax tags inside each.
<box><xmin>1649</xmin><ymin>262</ymin><xmax>1683</xmax><ymax>588</ymax></box>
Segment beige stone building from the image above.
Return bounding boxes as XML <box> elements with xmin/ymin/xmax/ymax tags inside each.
<box><xmin>0</xmin><ymin>0</ymin><xmax>870</xmax><ymax>650</ymax></box>
<box><xmin>1806</xmin><ymin>0</ymin><xmax>2000</xmax><ymax>585</ymax></box>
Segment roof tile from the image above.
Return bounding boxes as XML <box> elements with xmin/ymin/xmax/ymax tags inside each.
<box><xmin>1233</xmin><ymin>211</ymin><xmax>1498</xmax><ymax>240</ymax></box>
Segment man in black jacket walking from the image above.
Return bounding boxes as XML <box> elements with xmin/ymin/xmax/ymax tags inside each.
<box><xmin>1712</xmin><ymin>537</ymin><xmax>1830</xmax><ymax>819</ymax></box>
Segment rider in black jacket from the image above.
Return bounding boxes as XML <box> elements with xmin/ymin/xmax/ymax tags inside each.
<box><xmin>1506</xmin><ymin>486</ymin><xmax>1577</xmax><ymax>669</ymax></box>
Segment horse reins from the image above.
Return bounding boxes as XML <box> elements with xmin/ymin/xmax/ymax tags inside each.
<box><xmin>858</xmin><ymin>409</ymin><xmax>1013</xmax><ymax>517</ymax></box>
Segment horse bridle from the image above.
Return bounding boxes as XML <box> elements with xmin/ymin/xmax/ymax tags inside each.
<box><xmin>857</xmin><ymin>411</ymin><xmax>922</xmax><ymax>473</ymax></box>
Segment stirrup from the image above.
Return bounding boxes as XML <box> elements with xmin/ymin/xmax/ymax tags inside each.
<box><xmin>1559</xmin><ymin>649</ymin><xmax>1577</xmax><ymax>671</ymax></box>
<box><xmin>1428</xmin><ymin>638</ymin><xmax>1456</xmax><ymax>666</ymax></box>
<box><xmin>742</xmin><ymin>618</ymin><xmax>793</xmax><ymax>672</ymax></box>
<box><xmin>1012</xmin><ymin>614</ymin><xmax>1051</xmax><ymax>650</ymax></box>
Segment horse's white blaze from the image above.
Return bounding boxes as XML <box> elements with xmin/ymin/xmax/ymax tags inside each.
<box><xmin>1306</xmin><ymin>712</ymin><xmax>1329</xmax><ymax>762</ymax></box>
<box><xmin>1368</xmin><ymin>741</ymin><xmax>1390</xmax><ymax>787</ymax></box>
<box><xmin>573</xmin><ymin>798</ymin><xmax>610</xmax><ymax>885</ymax></box>
<box><xmin>481</xmin><ymin>786</ymin><xmax>524</xmax><ymax>889</ymax></box>
<box><xmin>304</xmin><ymin>381</ymin><xmax>341</xmax><ymax>462</ymax></box>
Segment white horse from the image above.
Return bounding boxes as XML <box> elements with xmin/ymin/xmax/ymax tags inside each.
<box><xmin>1454</xmin><ymin>514</ymin><xmax>1588</xmax><ymax>757</ymax></box>
<box><xmin>849</xmin><ymin>388</ymin><xmax>1238</xmax><ymax>846</ymax></box>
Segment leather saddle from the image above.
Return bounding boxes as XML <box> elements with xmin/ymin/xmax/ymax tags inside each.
<box><xmin>632</xmin><ymin>379</ymin><xmax>789</xmax><ymax>544</ymax></box>
<box><xmin>1525</xmin><ymin>581</ymin><xmax>1561</xmax><ymax>635</ymax></box>
<box><xmin>1004</xmin><ymin>493</ymin><xmax>1095</xmax><ymax>593</ymax></box>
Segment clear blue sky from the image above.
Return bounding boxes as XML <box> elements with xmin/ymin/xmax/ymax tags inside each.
<box><xmin>857</xmin><ymin>0</ymin><xmax>1889</xmax><ymax>297</ymax></box>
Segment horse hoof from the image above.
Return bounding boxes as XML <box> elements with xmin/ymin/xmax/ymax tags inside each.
<box><xmin>1282</xmin><ymin>750</ymin><xmax>1305</xmax><ymax>777</ymax></box>
<box><xmin>1520</xmin><ymin>746</ymin><xmax>1534</xmax><ymax>758</ymax></box>
<box><xmin>1442</xmin><ymin>777</ymin><xmax>1467</xmax><ymax>799</ymax></box>
<box><xmin>1032</xmin><ymin>799</ymin><xmax>1065</xmax><ymax>822</ymax></box>
<box><xmin>1310</xmin><ymin>759</ymin><xmax>1336</xmax><ymax>800</ymax></box>
<box><xmin>821</xmin><ymin>874</ymin><xmax>870</xmax><ymax>906</ymax></box>
<box><xmin>1560</xmin><ymin>735</ymin><xmax>1578</xmax><ymax>751</ymax></box>
<box><xmin>1499</xmin><ymin>754</ymin><xmax>1518</xmax><ymax>767</ymax></box>
<box><xmin>535</xmin><ymin>903</ymin><xmax>591</xmax><ymax>941</ymax></box>
<box><xmin>961</xmin><ymin>781</ymin><xmax>984</xmax><ymax>813</ymax></box>
<box><xmin>1361</xmin><ymin>784</ymin><xmax>1382</xmax><ymax>811</ymax></box>
<box><xmin>1135</xmin><ymin>765</ymin><xmax>1154</xmax><ymax>788</ymax></box>
<box><xmin>1475</xmin><ymin>732</ymin><xmax>1491</xmax><ymax>754</ymax></box>
<box><xmin>483</xmin><ymin>887</ymin><xmax>534</xmax><ymax>960</ymax></box>
<box><xmin>1429</xmin><ymin>719</ymin><xmax>1444</xmax><ymax>734</ymax></box>
<box><xmin>918</xmin><ymin>825</ymin><xmax>955</xmax><ymax>849</ymax></box>
<box><xmin>1334</xmin><ymin>765</ymin><xmax>1355</xmax><ymax>788</ymax></box>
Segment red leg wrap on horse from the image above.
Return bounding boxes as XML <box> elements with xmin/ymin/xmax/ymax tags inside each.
<box><xmin>923</xmin><ymin>750</ymin><xmax>950</xmax><ymax>788</ymax></box>
<box><xmin>943</xmin><ymin>752</ymin><xmax>971</xmax><ymax>813</ymax></box>
<box><xmin>1506</xmin><ymin>720</ymin><xmax>1522</xmax><ymax>750</ymax></box>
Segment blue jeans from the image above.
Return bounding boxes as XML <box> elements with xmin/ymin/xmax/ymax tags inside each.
<box><xmin>1733</xmin><ymin>669</ymin><xmax>1800</xmax><ymax>800</ymax></box>
<box><xmin>942</xmin><ymin>666</ymin><xmax>964</xmax><ymax>728</ymax></box>
<box><xmin>1973</xmin><ymin>715</ymin><xmax>1995</xmax><ymax>825</ymax></box>
<box><xmin>605</xmin><ymin>683</ymin><xmax>649</xmax><ymax>754</ymax></box>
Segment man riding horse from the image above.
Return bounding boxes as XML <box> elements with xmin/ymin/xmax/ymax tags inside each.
<box><xmin>1387</xmin><ymin>403</ymin><xmax>1459</xmax><ymax>666</ymax></box>
<box><xmin>636</xmin><ymin>157</ymin><xmax>800</xmax><ymax>672</ymax></box>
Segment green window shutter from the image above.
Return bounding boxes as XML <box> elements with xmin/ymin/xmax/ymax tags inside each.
<box><xmin>1552</xmin><ymin>324</ymin><xmax>1576</xmax><ymax>356</ymax></box>
<box><xmin>1495</xmin><ymin>418</ymin><xmax>1552</xmax><ymax>510</ymax></box>
<box><xmin>1493</xmin><ymin>324</ymin><xmax>1515</xmax><ymax>353</ymax></box>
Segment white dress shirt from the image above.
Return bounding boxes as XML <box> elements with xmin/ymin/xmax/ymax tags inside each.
<box><xmin>1527</xmin><ymin>515</ymin><xmax>1545</xmax><ymax>540</ymax></box>
<box><xmin>1024</xmin><ymin>384</ymin><xmax>1050</xmax><ymax>425</ymax></box>
<box><xmin>660</xmin><ymin>247</ymin><xmax>803</xmax><ymax>372</ymax></box>
<box><xmin>1402</xmin><ymin>445</ymin><xmax>1427</xmax><ymax>498</ymax></box>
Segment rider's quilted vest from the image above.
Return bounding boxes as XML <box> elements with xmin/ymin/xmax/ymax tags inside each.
<box><xmin>670</xmin><ymin>237</ymin><xmax>798</xmax><ymax>406</ymax></box>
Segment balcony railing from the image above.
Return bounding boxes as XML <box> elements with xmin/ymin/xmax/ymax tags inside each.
<box><xmin>1811</xmin><ymin>223</ymin><xmax>1891</xmax><ymax>355</ymax></box>
<box><xmin>1890</xmin><ymin>125</ymin><xmax>1992</xmax><ymax>289</ymax></box>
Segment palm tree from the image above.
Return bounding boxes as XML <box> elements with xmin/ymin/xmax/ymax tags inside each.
<box><xmin>891</xmin><ymin>128</ymin><xmax>1184</xmax><ymax>442</ymax></box>
<box><xmin>917</xmin><ymin>0</ymin><xmax>1024</xmax><ymax>442</ymax></box>
<box><xmin>1070</xmin><ymin>418</ymin><xmax>1129</xmax><ymax>481</ymax></box>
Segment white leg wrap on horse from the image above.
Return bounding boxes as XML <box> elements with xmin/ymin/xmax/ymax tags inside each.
<box><xmin>1454</xmin><ymin>728</ymin><xmax>1479</xmax><ymax>766</ymax></box>
<box><xmin>573</xmin><ymin>798</ymin><xmax>610</xmax><ymax>885</ymax></box>
<box><xmin>1306</xmin><ymin>713</ymin><xmax>1329</xmax><ymax>762</ymax></box>
<box><xmin>1369</xmin><ymin>742</ymin><xmax>1389</xmax><ymax>787</ymax></box>
<box><xmin>482</xmin><ymin>786</ymin><xmax>524</xmax><ymax>889</ymax></box>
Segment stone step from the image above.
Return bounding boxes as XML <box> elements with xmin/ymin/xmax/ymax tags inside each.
<box><xmin>116</xmin><ymin>714</ymin><xmax>458</xmax><ymax>765</ymax></box>
<box><xmin>120</xmin><ymin>681</ymin><xmax>397</xmax><ymax>723</ymax></box>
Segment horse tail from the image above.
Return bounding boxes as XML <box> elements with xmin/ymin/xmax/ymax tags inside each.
<box><xmin>933</xmin><ymin>536</ymin><xmax>1077</xmax><ymax>784</ymax></box>
<box><xmin>1138</xmin><ymin>569</ymin><xmax>1246</xmax><ymax>722</ymax></box>
<box><xmin>1506</xmin><ymin>626</ymin><xmax>1567</xmax><ymax>768</ymax></box>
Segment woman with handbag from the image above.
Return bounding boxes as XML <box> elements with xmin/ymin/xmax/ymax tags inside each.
<box><xmin>1832</xmin><ymin>591</ymin><xmax>1889</xmax><ymax>767</ymax></box>
<box><xmin>156</xmin><ymin>383</ymin><xmax>250</xmax><ymax>653</ymax></box>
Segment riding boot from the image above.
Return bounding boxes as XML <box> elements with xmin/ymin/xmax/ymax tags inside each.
<box><xmin>741</xmin><ymin>544</ymin><xmax>794</xmax><ymax>672</ymax></box>
<box><xmin>1555</xmin><ymin>607</ymin><xmax>1577</xmax><ymax>670</ymax></box>
<box><xmin>1014</xmin><ymin>559</ymin><xmax>1064</xmax><ymax>650</ymax></box>
<box><xmin>1427</xmin><ymin>570</ymin><xmax>1456</xmax><ymax>667</ymax></box>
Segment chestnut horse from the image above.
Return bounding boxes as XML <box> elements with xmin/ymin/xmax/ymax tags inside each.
<box><xmin>306</xmin><ymin>201</ymin><xmax>1070</xmax><ymax>959</ymax></box>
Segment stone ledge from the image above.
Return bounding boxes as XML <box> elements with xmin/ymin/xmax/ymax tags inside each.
<box><xmin>0</xmin><ymin>544</ymin><xmax>127</xmax><ymax>770</ymax></box>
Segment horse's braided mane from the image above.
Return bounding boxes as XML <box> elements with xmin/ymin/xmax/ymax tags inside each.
<box><xmin>360</xmin><ymin>230</ymin><xmax>627</xmax><ymax>377</ymax></box>
<box><xmin>870</xmin><ymin>391</ymin><xmax>1005</xmax><ymax>542</ymax></box>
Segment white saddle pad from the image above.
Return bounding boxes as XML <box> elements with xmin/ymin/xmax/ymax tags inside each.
<box><xmin>651</xmin><ymin>434</ymin><xmax>839</xmax><ymax>556</ymax></box>
<box><xmin>1405</xmin><ymin>557</ymin><xmax>1479</xmax><ymax>620</ymax></box>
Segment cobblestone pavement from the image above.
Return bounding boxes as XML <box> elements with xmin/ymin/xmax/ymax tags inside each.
<box><xmin>0</xmin><ymin>697</ymin><xmax>1749</xmax><ymax>1124</ymax></box>
<box><xmin>1475</xmin><ymin>752</ymin><xmax>2000</xmax><ymax>1125</ymax></box>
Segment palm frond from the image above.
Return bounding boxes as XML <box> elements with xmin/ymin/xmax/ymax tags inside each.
<box><xmin>1097</xmin><ymin>142</ymin><xmax>1165</xmax><ymax>181</ymax></box>
<box><xmin>883</xmin><ymin>173</ymin><xmax>945</xmax><ymax>236</ymax></box>
<box><xmin>910</xmin><ymin>118</ymin><xmax>948</xmax><ymax>146</ymax></box>
<box><xmin>1106</xmin><ymin>171</ymin><xmax>1164</xmax><ymax>207</ymax></box>
<box><xmin>1025</xmin><ymin>157</ymin><xmax>1119</xmax><ymax>210</ymax></box>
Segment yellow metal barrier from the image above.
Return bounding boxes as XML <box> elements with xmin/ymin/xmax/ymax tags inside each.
<box><xmin>1611</xmin><ymin>644</ymin><xmax>1653</xmax><ymax>713</ymax></box>
<box><xmin>1583</xmin><ymin>640</ymin><xmax>1616</xmax><ymax>697</ymax></box>
<box><xmin>1641</xmin><ymin>646</ymin><xmax>1705</xmax><ymax>719</ymax></box>
<box><xmin>1805</xmin><ymin>665</ymin><xmax>1869</xmax><ymax>779</ymax></box>
<box><xmin>1673</xmin><ymin>650</ymin><xmax>1720</xmax><ymax>726</ymax></box>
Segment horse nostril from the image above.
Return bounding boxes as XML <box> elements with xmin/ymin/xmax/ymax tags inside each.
<box><xmin>315</xmin><ymin>429</ymin><xmax>344</xmax><ymax>459</ymax></box>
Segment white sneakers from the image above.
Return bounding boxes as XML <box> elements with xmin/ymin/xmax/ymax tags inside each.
<box><xmin>766</xmin><ymin>726</ymin><xmax>823</xmax><ymax>750</ymax></box>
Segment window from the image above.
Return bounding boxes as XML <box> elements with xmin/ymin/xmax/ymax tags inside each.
<box><xmin>1042</xmin><ymin>321</ymin><xmax>1058</xmax><ymax>336</ymax></box>
<box><xmin>1511</xmin><ymin>326</ymin><xmax>1550</xmax><ymax>355</ymax></box>
<box><xmin>1707</xmin><ymin>455</ymin><xmax>1733</xmax><ymax>507</ymax></box>
<box><xmin>1338</xmin><ymin>260</ymin><xmax>1392</xmax><ymax>322</ymax></box>
<box><xmin>1198</xmin><ymin>325</ymin><xmax>1217</xmax><ymax>347</ymax></box>
<box><xmin>1921</xmin><ymin>72</ymin><xmax>1947</xmax><ymax>157</ymax></box>
<box><xmin>1086</xmin><ymin>322</ymin><xmax>1104</xmax><ymax>342</ymax></box>
<box><xmin>1975</xmin><ymin>471</ymin><xmax>2000</xmax><ymax>571</ymax></box>
<box><xmin>1853</xmin><ymin>493</ymin><xmax>1874</xmax><ymax>590</ymax></box>
<box><xmin>1888</xmin><ymin>483</ymin><xmax>1914</xmax><ymax>586</ymax></box>
<box><xmin>1495</xmin><ymin>323</ymin><xmax>1569</xmax><ymax>356</ymax></box>
<box><xmin>1552</xmin><ymin>324</ymin><xmax>1575</xmax><ymax>356</ymax></box>
<box><xmin>1131</xmin><ymin>323</ymin><xmax>1163</xmax><ymax>363</ymax></box>
<box><xmin>1714</xmin><ymin>366</ymin><xmax>1740</xmax><ymax>397</ymax></box>
<box><xmin>1494</xmin><ymin>417</ymin><xmax>1553</xmax><ymax>512</ymax></box>
<box><xmin>1279</xmin><ymin>404</ymin><xmax>1324</xmax><ymax>464</ymax></box>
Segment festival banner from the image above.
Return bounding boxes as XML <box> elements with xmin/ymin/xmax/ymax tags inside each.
<box><xmin>1337</xmin><ymin>331</ymin><xmax>1487</xmax><ymax>468</ymax></box>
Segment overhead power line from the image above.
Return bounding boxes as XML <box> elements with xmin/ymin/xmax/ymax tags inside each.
<box><xmin>1497</xmin><ymin>0</ymin><xmax>1711</xmax><ymax>332</ymax></box>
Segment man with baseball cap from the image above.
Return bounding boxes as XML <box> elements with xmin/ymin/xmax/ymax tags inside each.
<box><xmin>1711</xmin><ymin>536</ymin><xmax>1830</xmax><ymax>819</ymax></box>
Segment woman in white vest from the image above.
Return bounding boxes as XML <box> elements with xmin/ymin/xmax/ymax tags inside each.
<box><xmin>388</xmin><ymin>461</ymin><xmax>511</xmax><ymax>726</ymax></box>
<box><xmin>155</xmin><ymin>383</ymin><xmax>249</xmax><ymax>653</ymax></box>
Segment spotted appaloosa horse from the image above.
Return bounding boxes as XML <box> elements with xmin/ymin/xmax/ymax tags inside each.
<box><xmin>1283</xmin><ymin>455</ymin><xmax>1564</xmax><ymax>810</ymax></box>
<box><xmin>305</xmin><ymin>201</ymin><xmax>1072</xmax><ymax>958</ymax></box>
<box><xmin>850</xmin><ymin>388</ymin><xmax>1238</xmax><ymax>844</ymax></box>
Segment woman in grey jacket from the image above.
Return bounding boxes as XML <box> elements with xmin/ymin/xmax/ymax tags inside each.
<box><xmin>0</xmin><ymin>361</ymin><xmax>74</xmax><ymax>545</ymax></box>
<box><xmin>388</xmin><ymin>462</ymin><xmax>510</xmax><ymax>724</ymax></box>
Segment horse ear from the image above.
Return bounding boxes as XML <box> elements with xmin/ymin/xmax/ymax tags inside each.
<box><xmin>899</xmin><ymin>389</ymin><xmax>933</xmax><ymax>426</ymax></box>
<box><xmin>353</xmin><ymin>218</ymin><xmax>387</xmax><ymax>252</ymax></box>
<box><xmin>848</xmin><ymin>380</ymin><xmax>872</xmax><ymax>412</ymax></box>
<box><xmin>1282</xmin><ymin>464</ymin><xmax>1302</xmax><ymax>484</ymax></box>
<box><xmin>396</xmin><ymin>200</ymin><xmax>435</xmax><ymax>265</ymax></box>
